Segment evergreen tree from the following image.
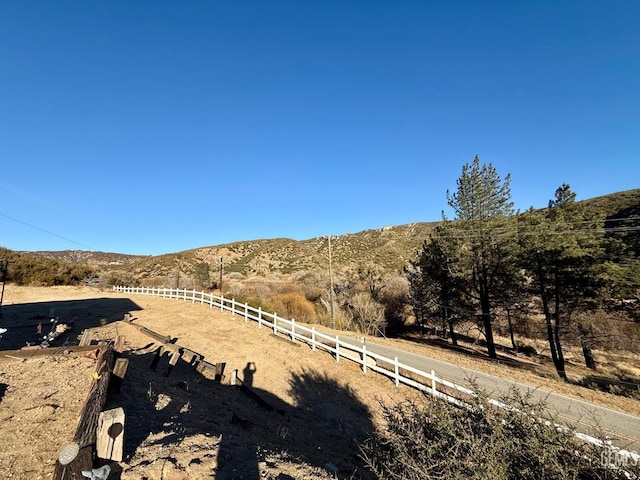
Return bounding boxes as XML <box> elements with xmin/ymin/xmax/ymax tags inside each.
<box><xmin>407</xmin><ymin>224</ymin><xmax>465</xmax><ymax>345</ymax></box>
<box><xmin>518</xmin><ymin>184</ymin><xmax>605</xmax><ymax>377</ymax></box>
<box><xmin>445</xmin><ymin>156</ymin><xmax>515</xmax><ymax>359</ymax></box>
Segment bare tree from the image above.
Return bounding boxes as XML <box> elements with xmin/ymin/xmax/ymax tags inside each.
<box><xmin>350</xmin><ymin>292</ymin><xmax>387</xmax><ymax>336</ymax></box>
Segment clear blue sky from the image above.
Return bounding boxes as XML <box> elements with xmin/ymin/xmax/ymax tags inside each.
<box><xmin>1</xmin><ymin>1</ymin><xmax>638</xmax><ymax>255</ymax></box>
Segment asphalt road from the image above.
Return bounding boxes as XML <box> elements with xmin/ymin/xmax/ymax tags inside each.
<box><xmin>338</xmin><ymin>335</ymin><xmax>640</xmax><ymax>453</ymax></box>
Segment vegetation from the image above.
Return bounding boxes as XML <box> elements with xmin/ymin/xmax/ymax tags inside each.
<box><xmin>361</xmin><ymin>387</ymin><xmax>639</xmax><ymax>479</ymax></box>
<box><xmin>0</xmin><ymin>247</ymin><xmax>95</xmax><ymax>286</ymax></box>
<box><xmin>4</xmin><ymin>174</ymin><xmax>639</xmax><ymax>378</ymax></box>
<box><xmin>406</xmin><ymin>158</ymin><xmax>640</xmax><ymax>380</ymax></box>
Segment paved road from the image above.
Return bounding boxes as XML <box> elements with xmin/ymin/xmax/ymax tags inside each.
<box><xmin>338</xmin><ymin>335</ymin><xmax>640</xmax><ymax>452</ymax></box>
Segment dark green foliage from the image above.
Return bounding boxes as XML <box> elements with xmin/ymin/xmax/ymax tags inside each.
<box><xmin>194</xmin><ymin>262</ymin><xmax>211</xmax><ymax>289</ymax></box>
<box><xmin>407</xmin><ymin>223</ymin><xmax>469</xmax><ymax>344</ymax></box>
<box><xmin>361</xmin><ymin>389</ymin><xmax>638</xmax><ymax>480</ymax></box>
<box><xmin>517</xmin><ymin>185</ymin><xmax>607</xmax><ymax>377</ymax></box>
<box><xmin>443</xmin><ymin>156</ymin><xmax>517</xmax><ymax>358</ymax></box>
<box><xmin>0</xmin><ymin>247</ymin><xmax>95</xmax><ymax>286</ymax></box>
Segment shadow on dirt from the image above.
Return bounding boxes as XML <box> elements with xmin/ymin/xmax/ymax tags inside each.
<box><xmin>0</xmin><ymin>297</ymin><xmax>142</xmax><ymax>351</ymax></box>
<box><xmin>105</xmin><ymin>346</ymin><xmax>375</xmax><ymax>479</ymax></box>
<box><xmin>402</xmin><ymin>329</ymin><xmax>540</xmax><ymax>371</ymax></box>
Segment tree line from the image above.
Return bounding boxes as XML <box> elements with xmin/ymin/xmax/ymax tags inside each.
<box><xmin>407</xmin><ymin>156</ymin><xmax>640</xmax><ymax>379</ymax></box>
<box><xmin>0</xmin><ymin>247</ymin><xmax>95</xmax><ymax>286</ymax></box>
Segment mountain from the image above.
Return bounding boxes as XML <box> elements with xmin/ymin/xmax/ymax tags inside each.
<box><xmin>20</xmin><ymin>188</ymin><xmax>640</xmax><ymax>284</ymax></box>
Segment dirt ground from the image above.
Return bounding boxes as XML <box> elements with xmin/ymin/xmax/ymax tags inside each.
<box><xmin>0</xmin><ymin>286</ymin><xmax>425</xmax><ymax>479</ymax></box>
<box><xmin>1</xmin><ymin>286</ymin><xmax>639</xmax><ymax>479</ymax></box>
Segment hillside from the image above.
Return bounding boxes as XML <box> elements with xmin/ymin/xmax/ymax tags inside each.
<box><xmin>13</xmin><ymin>187</ymin><xmax>640</xmax><ymax>284</ymax></box>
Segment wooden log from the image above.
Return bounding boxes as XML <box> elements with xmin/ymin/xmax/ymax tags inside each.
<box><xmin>52</xmin><ymin>445</ymin><xmax>93</xmax><ymax>480</ymax></box>
<box><xmin>73</xmin><ymin>345</ymin><xmax>115</xmax><ymax>448</ymax></box>
<box><xmin>96</xmin><ymin>407</ymin><xmax>125</xmax><ymax>461</ymax></box>
<box><xmin>133</xmin><ymin>324</ymin><xmax>171</xmax><ymax>344</ymax></box>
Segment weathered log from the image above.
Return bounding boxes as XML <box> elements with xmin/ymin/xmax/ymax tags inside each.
<box><xmin>73</xmin><ymin>345</ymin><xmax>115</xmax><ymax>448</ymax></box>
<box><xmin>51</xmin><ymin>445</ymin><xmax>93</xmax><ymax>480</ymax></box>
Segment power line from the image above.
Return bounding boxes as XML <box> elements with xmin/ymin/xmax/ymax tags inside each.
<box><xmin>0</xmin><ymin>211</ymin><xmax>94</xmax><ymax>250</ymax></box>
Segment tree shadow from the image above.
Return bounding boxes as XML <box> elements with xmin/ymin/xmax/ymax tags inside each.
<box><xmin>0</xmin><ymin>297</ymin><xmax>142</xmax><ymax>351</ymax></box>
<box><xmin>0</xmin><ymin>383</ymin><xmax>7</xmax><ymax>405</ymax></box>
<box><xmin>104</xmin><ymin>345</ymin><xmax>375</xmax><ymax>479</ymax></box>
<box><xmin>401</xmin><ymin>330</ymin><xmax>539</xmax><ymax>371</ymax></box>
<box><xmin>579</xmin><ymin>374</ymin><xmax>640</xmax><ymax>398</ymax></box>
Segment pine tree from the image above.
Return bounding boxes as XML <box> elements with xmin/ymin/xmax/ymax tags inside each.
<box><xmin>445</xmin><ymin>156</ymin><xmax>515</xmax><ymax>359</ymax></box>
<box><xmin>518</xmin><ymin>184</ymin><xmax>605</xmax><ymax>377</ymax></box>
<box><xmin>407</xmin><ymin>223</ymin><xmax>465</xmax><ymax>344</ymax></box>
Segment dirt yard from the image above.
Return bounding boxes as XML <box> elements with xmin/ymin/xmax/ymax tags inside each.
<box><xmin>0</xmin><ymin>286</ymin><xmax>425</xmax><ymax>479</ymax></box>
<box><xmin>1</xmin><ymin>286</ymin><xmax>639</xmax><ymax>479</ymax></box>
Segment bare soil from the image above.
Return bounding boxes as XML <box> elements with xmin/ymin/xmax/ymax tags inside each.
<box><xmin>0</xmin><ymin>286</ymin><xmax>423</xmax><ymax>479</ymax></box>
<box><xmin>1</xmin><ymin>286</ymin><xmax>639</xmax><ymax>479</ymax></box>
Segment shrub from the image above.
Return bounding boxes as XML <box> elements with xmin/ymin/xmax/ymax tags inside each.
<box><xmin>360</xmin><ymin>387</ymin><xmax>638</xmax><ymax>479</ymax></box>
<box><xmin>268</xmin><ymin>292</ymin><xmax>317</xmax><ymax>323</ymax></box>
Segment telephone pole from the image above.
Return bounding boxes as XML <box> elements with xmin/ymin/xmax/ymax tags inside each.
<box><xmin>0</xmin><ymin>260</ymin><xmax>8</xmax><ymax>316</ymax></box>
<box><xmin>328</xmin><ymin>235</ymin><xmax>335</xmax><ymax>330</ymax></box>
<box><xmin>219</xmin><ymin>257</ymin><xmax>223</xmax><ymax>295</ymax></box>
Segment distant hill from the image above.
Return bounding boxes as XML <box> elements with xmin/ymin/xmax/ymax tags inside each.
<box><xmin>19</xmin><ymin>188</ymin><xmax>640</xmax><ymax>284</ymax></box>
<box><xmin>27</xmin><ymin>250</ymin><xmax>148</xmax><ymax>268</ymax></box>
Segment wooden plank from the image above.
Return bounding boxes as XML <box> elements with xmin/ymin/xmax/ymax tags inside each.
<box><xmin>149</xmin><ymin>345</ymin><xmax>165</xmax><ymax>371</ymax></box>
<box><xmin>114</xmin><ymin>335</ymin><xmax>126</xmax><ymax>353</ymax></box>
<box><xmin>165</xmin><ymin>350</ymin><xmax>181</xmax><ymax>377</ymax></box>
<box><xmin>111</xmin><ymin>357</ymin><xmax>129</xmax><ymax>392</ymax></box>
<box><xmin>132</xmin><ymin>324</ymin><xmax>171</xmax><ymax>344</ymax></box>
<box><xmin>79</xmin><ymin>330</ymin><xmax>91</xmax><ymax>346</ymax></box>
<box><xmin>214</xmin><ymin>362</ymin><xmax>226</xmax><ymax>382</ymax></box>
<box><xmin>96</xmin><ymin>407</ymin><xmax>125</xmax><ymax>461</ymax></box>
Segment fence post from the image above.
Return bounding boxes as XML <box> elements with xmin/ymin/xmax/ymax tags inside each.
<box><xmin>362</xmin><ymin>343</ymin><xmax>367</xmax><ymax>373</ymax></box>
<box><xmin>200</xmin><ymin>291</ymin><xmax>204</xmax><ymax>305</ymax></box>
<box><xmin>192</xmin><ymin>289</ymin><xmax>195</xmax><ymax>304</ymax></box>
<box><xmin>231</xmin><ymin>298</ymin><xmax>236</xmax><ymax>316</ymax></box>
<box><xmin>244</xmin><ymin>303</ymin><xmax>248</xmax><ymax>322</ymax></box>
<box><xmin>258</xmin><ymin>308</ymin><xmax>262</xmax><ymax>328</ymax></box>
<box><xmin>273</xmin><ymin>315</ymin><xmax>278</xmax><ymax>334</ymax></box>
<box><xmin>312</xmin><ymin>327</ymin><xmax>316</xmax><ymax>351</ymax></box>
<box><xmin>220</xmin><ymin>295</ymin><xmax>224</xmax><ymax>312</ymax></box>
<box><xmin>291</xmin><ymin>319</ymin><xmax>295</xmax><ymax>341</ymax></box>
<box><xmin>336</xmin><ymin>335</ymin><xmax>340</xmax><ymax>362</ymax></box>
<box><xmin>431</xmin><ymin>369</ymin><xmax>437</xmax><ymax>396</ymax></box>
<box><xmin>394</xmin><ymin>357</ymin><xmax>400</xmax><ymax>387</ymax></box>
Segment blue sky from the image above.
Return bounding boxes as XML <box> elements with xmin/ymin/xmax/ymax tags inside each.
<box><xmin>1</xmin><ymin>1</ymin><xmax>638</xmax><ymax>256</ymax></box>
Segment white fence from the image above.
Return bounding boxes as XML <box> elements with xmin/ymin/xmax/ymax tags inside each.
<box><xmin>112</xmin><ymin>285</ymin><xmax>639</xmax><ymax>464</ymax></box>
<box><xmin>112</xmin><ymin>285</ymin><xmax>474</xmax><ymax>405</ymax></box>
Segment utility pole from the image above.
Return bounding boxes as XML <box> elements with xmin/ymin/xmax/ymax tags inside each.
<box><xmin>219</xmin><ymin>257</ymin><xmax>223</xmax><ymax>295</ymax></box>
<box><xmin>328</xmin><ymin>235</ymin><xmax>335</xmax><ymax>330</ymax></box>
<box><xmin>0</xmin><ymin>260</ymin><xmax>8</xmax><ymax>316</ymax></box>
